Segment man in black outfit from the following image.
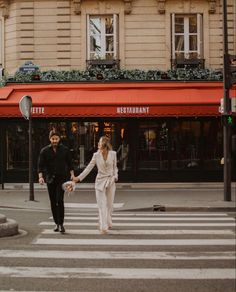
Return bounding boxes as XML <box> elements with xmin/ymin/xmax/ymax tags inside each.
<box><xmin>38</xmin><ymin>130</ymin><xmax>75</xmax><ymax>233</ymax></box>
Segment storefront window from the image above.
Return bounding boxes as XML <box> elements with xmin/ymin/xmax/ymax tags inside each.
<box><xmin>170</xmin><ymin>119</ymin><xmax>222</xmax><ymax>170</ymax></box>
<box><xmin>6</xmin><ymin>123</ymin><xmax>29</xmax><ymax>170</ymax></box>
<box><xmin>4</xmin><ymin>118</ymin><xmax>224</xmax><ymax>182</ymax></box>
<box><xmin>138</xmin><ymin>121</ymin><xmax>169</xmax><ymax>170</ymax></box>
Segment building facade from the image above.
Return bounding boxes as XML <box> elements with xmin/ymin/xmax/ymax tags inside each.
<box><xmin>0</xmin><ymin>0</ymin><xmax>235</xmax><ymax>183</ymax></box>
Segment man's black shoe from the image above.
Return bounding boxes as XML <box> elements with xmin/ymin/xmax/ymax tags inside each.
<box><xmin>59</xmin><ymin>225</ymin><xmax>65</xmax><ymax>233</ymax></box>
<box><xmin>54</xmin><ymin>225</ymin><xmax>59</xmax><ymax>232</ymax></box>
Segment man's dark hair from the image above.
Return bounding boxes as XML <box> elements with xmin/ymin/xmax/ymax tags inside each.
<box><xmin>49</xmin><ymin>130</ymin><xmax>61</xmax><ymax>139</ymax></box>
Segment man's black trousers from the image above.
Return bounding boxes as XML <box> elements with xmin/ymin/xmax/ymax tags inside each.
<box><xmin>47</xmin><ymin>177</ymin><xmax>65</xmax><ymax>225</ymax></box>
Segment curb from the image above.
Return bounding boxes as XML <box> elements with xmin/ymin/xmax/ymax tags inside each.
<box><xmin>119</xmin><ymin>206</ymin><xmax>236</xmax><ymax>212</ymax></box>
<box><xmin>0</xmin><ymin>216</ymin><xmax>19</xmax><ymax>237</ymax></box>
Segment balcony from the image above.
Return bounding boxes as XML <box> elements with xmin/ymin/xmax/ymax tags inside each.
<box><xmin>86</xmin><ymin>59</ymin><xmax>120</xmax><ymax>70</ymax></box>
<box><xmin>171</xmin><ymin>58</ymin><xmax>205</xmax><ymax>69</ymax></box>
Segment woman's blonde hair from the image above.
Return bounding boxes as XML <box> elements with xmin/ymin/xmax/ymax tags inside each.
<box><xmin>99</xmin><ymin>136</ymin><xmax>112</xmax><ymax>151</ymax></box>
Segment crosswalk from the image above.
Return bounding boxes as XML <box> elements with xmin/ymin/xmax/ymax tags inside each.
<box><xmin>0</xmin><ymin>205</ymin><xmax>235</xmax><ymax>291</ymax></box>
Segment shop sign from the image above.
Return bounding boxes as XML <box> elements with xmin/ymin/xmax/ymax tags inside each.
<box><xmin>116</xmin><ymin>106</ymin><xmax>149</xmax><ymax>115</ymax></box>
<box><xmin>31</xmin><ymin>107</ymin><xmax>45</xmax><ymax>115</ymax></box>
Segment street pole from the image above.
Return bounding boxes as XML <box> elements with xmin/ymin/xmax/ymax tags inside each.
<box><xmin>19</xmin><ymin>95</ymin><xmax>34</xmax><ymax>201</ymax></box>
<box><xmin>29</xmin><ymin>115</ymin><xmax>34</xmax><ymax>201</ymax></box>
<box><xmin>222</xmin><ymin>0</ymin><xmax>231</xmax><ymax>201</ymax></box>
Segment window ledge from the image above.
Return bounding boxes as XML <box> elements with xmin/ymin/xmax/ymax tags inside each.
<box><xmin>172</xmin><ymin>58</ymin><xmax>205</xmax><ymax>69</ymax></box>
<box><xmin>87</xmin><ymin>59</ymin><xmax>120</xmax><ymax>69</ymax></box>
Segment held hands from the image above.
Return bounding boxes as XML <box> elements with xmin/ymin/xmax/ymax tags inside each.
<box><xmin>39</xmin><ymin>177</ymin><xmax>45</xmax><ymax>185</ymax></box>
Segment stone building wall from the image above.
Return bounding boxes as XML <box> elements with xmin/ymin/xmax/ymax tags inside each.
<box><xmin>0</xmin><ymin>0</ymin><xmax>235</xmax><ymax>74</ymax></box>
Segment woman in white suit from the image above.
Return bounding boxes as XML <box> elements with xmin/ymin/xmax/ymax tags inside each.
<box><xmin>74</xmin><ymin>136</ymin><xmax>118</xmax><ymax>234</ymax></box>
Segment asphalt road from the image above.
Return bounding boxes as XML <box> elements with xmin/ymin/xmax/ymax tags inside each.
<box><xmin>0</xmin><ymin>207</ymin><xmax>235</xmax><ymax>292</ymax></box>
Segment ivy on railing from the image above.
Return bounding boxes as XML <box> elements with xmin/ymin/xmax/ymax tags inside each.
<box><xmin>1</xmin><ymin>67</ymin><xmax>223</xmax><ymax>86</ymax></box>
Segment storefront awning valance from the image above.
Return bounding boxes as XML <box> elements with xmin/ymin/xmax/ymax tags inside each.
<box><xmin>0</xmin><ymin>82</ymin><xmax>235</xmax><ymax>117</ymax></box>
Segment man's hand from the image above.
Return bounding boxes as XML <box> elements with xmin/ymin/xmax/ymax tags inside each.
<box><xmin>70</xmin><ymin>174</ymin><xmax>76</xmax><ymax>181</ymax></box>
<box><xmin>73</xmin><ymin>176</ymin><xmax>80</xmax><ymax>183</ymax></box>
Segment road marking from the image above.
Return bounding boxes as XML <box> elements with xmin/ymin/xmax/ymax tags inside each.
<box><xmin>41</xmin><ymin>228</ymin><xmax>235</xmax><ymax>235</ymax></box>
<box><xmin>0</xmin><ymin>267</ymin><xmax>235</xmax><ymax>279</ymax></box>
<box><xmin>33</xmin><ymin>238</ymin><xmax>236</xmax><ymax>246</ymax></box>
<box><xmin>59</xmin><ymin>216</ymin><xmax>235</xmax><ymax>221</ymax></box>
<box><xmin>65</xmin><ymin>203</ymin><xmax>124</xmax><ymax>208</ymax></box>
<box><xmin>1</xmin><ymin>250</ymin><xmax>235</xmax><ymax>260</ymax></box>
<box><xmin>65</xmin><ymin>212</ymin><xmax>230</xmax><ymax>217</ymax></box>
<box><xmin>39</xmin><ymin>221</ymin><xmax>236</xmax><ymax>227</ymax></box>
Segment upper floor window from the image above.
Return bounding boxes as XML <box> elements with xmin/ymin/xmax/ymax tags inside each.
<box><xmin>171</xmin><ymin>14</ymin><xmax>203</xmax><ymax>68</ymax></box>
<box><xmin>87</xmin><ymin>14</ymin><xmax>118</xmax><ymax>62</ymax></box>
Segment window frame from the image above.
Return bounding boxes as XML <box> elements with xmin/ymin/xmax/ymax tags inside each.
<box><xmin>171</xmin><ymin>13</ymin><xmax>203</xmax><ymax>60</ymax></box>
<box><xmin>87</xmin><ymin>14</ymin><xmax>118</xmax><ymax>61</ymax></box>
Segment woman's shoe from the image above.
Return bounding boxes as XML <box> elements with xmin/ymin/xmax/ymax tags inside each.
<box><xmin>108</xmin><ymin>225</ymin><xmax>112</xmax><ymax>230</ymax></box>
<box><xmin>100</xmin><ymin>229</ymin><xmax>108</xmax><ymax>235</ymax></box>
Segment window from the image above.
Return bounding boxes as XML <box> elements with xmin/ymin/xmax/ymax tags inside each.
<box><xmin>6</xmin><ymin>123</ymin><xmax>29</xmax><ymax>170</ymax></box>
<box><xmin>172</xmin><ymin>14</ymin><xmax>203</xmax><ymax>61</ymax></box>
<box><xmin>87</xmin><ymin>15</ymin><xmax>118</xmax><ymax>61</ymax></box>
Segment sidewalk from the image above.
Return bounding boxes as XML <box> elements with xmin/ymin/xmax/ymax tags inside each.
<box><xmin>0</xmin><ymin>182</ymin><xmax>235</xmax><ymax>212</ymax></box>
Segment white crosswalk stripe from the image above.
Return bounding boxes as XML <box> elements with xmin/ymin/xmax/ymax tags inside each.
<box><xmin>41</xmin><ymin>229</ymin><xmax>235</xmax><ymax>235</ymax></box>
<box><xmin>0</xmin><ymin>266</ymin><xmax>235</xmax><ymax>280</ymax></box>
<box><xmin>0</xmin><ymin>206</ymin><xmax>235</xmax><ymax>291</ymax></box>
<box><xmin>39</xmin><ymin>221</ymin><xmax>236</xmax><ymax>227</ymax></box>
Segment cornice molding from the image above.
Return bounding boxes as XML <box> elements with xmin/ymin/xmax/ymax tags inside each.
<box><xmin>0</xmin><ymin>0</ymin><xmax>10</xmax><ymax>18</ymax></box>
<box><xmin>208</xmin><ymin>0</ymin><xmax>216</xmax><ymax>14</ymax></box>
<box><xmin>72</xmin><ymin>0</ymin><xmax>133</xmax><ymax>15</ymax></box>
<box><xmin>157</xmin><ymin>0</ymin><xmax>165</xmax><ymax>14</ymax></box>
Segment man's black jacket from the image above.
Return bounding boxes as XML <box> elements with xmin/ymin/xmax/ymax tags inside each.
<box><xmin>38</xmin><ymin>143</ymin><xmax>73</xmax><ymax>182</ymax></box>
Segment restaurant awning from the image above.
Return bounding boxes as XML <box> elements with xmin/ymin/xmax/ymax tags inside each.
<box><xmin>0</xmin><ymin>82</ymin><xmax>235</xmax><ymax>117</ymax></box>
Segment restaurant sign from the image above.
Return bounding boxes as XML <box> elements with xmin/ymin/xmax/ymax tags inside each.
<box><xmin>116</xmin><ymin>106</ymin><xmax>150</xmax><ymax>115</ymax></box>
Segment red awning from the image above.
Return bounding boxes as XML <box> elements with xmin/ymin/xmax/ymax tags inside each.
<box><xmin>0</xmin><ymin>82</ymin><xmax>235</xmax><ymax>117</ymax></box>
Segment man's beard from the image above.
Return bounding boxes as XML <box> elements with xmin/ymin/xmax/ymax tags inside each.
<box><xmin>52</xmin><ymin>142</ymin><xmax>59</xmax><ymax>147</ymax></box>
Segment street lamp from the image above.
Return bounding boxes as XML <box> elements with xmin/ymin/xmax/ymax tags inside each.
<box><xmin>19</xmin><ymin>95</ymin><xmax>34</xmax><ymax>201</ymax></box>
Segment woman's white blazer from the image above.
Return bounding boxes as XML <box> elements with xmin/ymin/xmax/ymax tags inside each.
<box><xmin>78</xmin><ymin>150</ymin><xmax>118</xmax><ymax>191</ymax></box>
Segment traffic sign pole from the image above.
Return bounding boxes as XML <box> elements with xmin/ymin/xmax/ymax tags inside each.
<box><xmin>222</xmin><ymin>0</ymin><xmax>231</xmax><ymax>201</ymax></box>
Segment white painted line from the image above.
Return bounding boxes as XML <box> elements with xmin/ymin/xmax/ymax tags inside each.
<box><xmin>65</xmin><ymin>212</ymin><xmax>229</xmax><ymax>217</ymax></box>
<box><xmin>65</xmin><ymin>203</ymin><xmax>124</xmax><ymax>209</ymax></box>
<box><xmin>34</xmin><ymin>238</ymin><xmax>236</xmax><ymax>246</ymax></box>
<box><xmin>60</xmin><ymin>216</ymin><xmax>235</xmax><ymax>221</ymax></box>
<box><xmin>1</xmin><ymin>250</ymin><xmax>235</xmax><ymax>260</ymax></box>
<box><xmin>41</xmin><ymin>229</ymin><xmax>235</xmax><ymax>235</ymax></box>
<box><xmin>39</xmin><ymin>221</ymin><xmax>236</xmax><ymax>227</ymax></box>
<box><xmin>0</xmin><ymin>267</ymin><xmax>235</xmax><ymax>279</ymax></box>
